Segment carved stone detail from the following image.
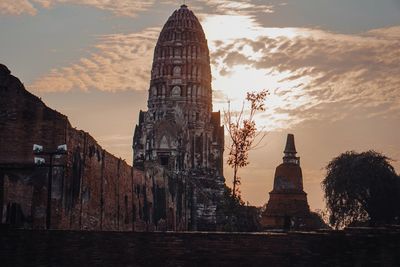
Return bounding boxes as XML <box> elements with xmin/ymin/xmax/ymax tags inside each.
<box><xmin>133</xmin><ymin>5</ymin><xmax>225</xmax><ymax>230</ymax></box>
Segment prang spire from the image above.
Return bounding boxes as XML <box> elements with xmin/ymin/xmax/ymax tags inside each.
<box><xmin>132</xmin><ymin>5</ymin><xmax>225</xmax><ymax>230</ymax></box>
<box><xmin>147</xmin><ymin>3</ymin><xmax>212</xmax><ymax>120</ymax></box>
<box><xmin>283</xmin><ymin>134</ymin><xmax>300</xmax><ymax>165</ymax></box>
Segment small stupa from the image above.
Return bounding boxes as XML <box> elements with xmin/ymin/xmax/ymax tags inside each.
<box><xmin>261</xmin><ymin>134</ymin><xmax>314</xmax><ymax>230</ymax></box>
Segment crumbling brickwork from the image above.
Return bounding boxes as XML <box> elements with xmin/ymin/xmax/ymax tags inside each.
<box><xmin>133</xmin><ymin>5</ymin><xmax>225</xmax><ymax>231</ymax></box>
<box><xmin>0</xmin><ymin>64</ymin><xmax>186</xmax><ymax>231</ymax></box>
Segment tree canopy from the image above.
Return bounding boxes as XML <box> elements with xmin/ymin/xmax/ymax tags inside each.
<box><xmin>322</xmin><ymin>150</ymin><xmax>400</xmax><ymax>229</ymax></box>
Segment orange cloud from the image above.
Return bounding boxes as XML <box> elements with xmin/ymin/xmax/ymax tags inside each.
<box><xmin>211</xmin><ymin>24</ymin><xmax>400</xmax><ymax>130</ymax></box>
<box><xmin>159</xmin><ymin>0</ymin><xmax>275</xmax><ymax>16</ymax></box>
<box><xmin>29</xmin><ymin>28</ymin><xmax>159</xmax><ymax>92</ymax></box>
<box><xmin>0</xmin><ymin>0</ymin><xmax>37</xmax><ymax>16</ymax></box>
<box><xmin>1</xmin><ymin>0</ymin><xmax>154</xmax><ymax>17</ymax></box>
<box><xmin>27</xmin><ymin>8</ymin><xmax>400</xmax><ymax>133</ymax></box>
<box><xmin>198</xmin><ymin>0</ymin><xmax>274</xmax><ymax>15</ymax></box>
<box><xmin>0</xmin><ymin>0</ymin><xmax>274</xmax><ymax>17</ymax></box>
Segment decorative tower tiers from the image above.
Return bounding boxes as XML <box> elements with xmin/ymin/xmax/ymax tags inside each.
<box><xmin>132</xmin><ymin>5</ymin><xmax>225</xmax><ymax>231</ymax></box>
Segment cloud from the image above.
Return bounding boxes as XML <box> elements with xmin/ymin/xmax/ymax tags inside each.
<box><xmin>26</xmin><ymin>8</ymin><xmax>400</xmax><ymax>133</ymax></box>
<box><xmin>51</xmin><ymin>0</ymin><xmax>155</xmax><ymax>17</ymax></box>
<box><xmin>160</xmin><ymin>0</ymin><xmax>275</xmax><ymax>16</ymax></box>
<box><xmin>209</xmin><ymin>20</ymin><xmax>400</xmax><ymax>130</ymax></box>
<box><xmin>1</xmin><ymin>0</ymin><xmax>273</xmax><ymax>17</ymax></box>
<box><xmin>198</xmin><ymin>0</ymin><xmax>274</xmax><ymax>15</ymax></box>
<box><xmin>1</xmin><ymin>0</ymin><xmax>154</xmax><ymax>17</ymax></box>
<box><xmin>0</xmin><ymin>0</ymin><xmax>37</xmax><ymax>16</ymax></box>
<box><xmin>29</xmin><ymin>28</ymin><xmax>159</xmax><ymax>92</ymax></box>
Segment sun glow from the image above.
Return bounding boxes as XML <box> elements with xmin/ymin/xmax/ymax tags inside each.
<box><xmin>202</xmin><ymin>15</ymin><xmax>315</xmax><ymax>131</ymax></box>
<box><xmin>201</xmin><ymin>15</ymin><xmax>309</xmax><ymax>42</ymax></box>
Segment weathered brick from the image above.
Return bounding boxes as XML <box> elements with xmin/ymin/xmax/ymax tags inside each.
<box><xmin>0</xmin><ymin>65</ymin><xmax>184</xmax><ymax>231</ymax></box>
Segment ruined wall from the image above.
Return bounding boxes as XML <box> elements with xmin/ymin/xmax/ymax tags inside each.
<box><xmin>0</xmin><ymin>69</ymin><xmax>68</xmax><ymax>165</ymax></box>
<box><xmin>61</xmin><ymin>130</ymin><xmax>139</xmax><ymax>231</ymax></box>
<box><xmin>0</xmin><ymin>65</ymin><xmax>186</xmax><ymax>231</ymax></box>
<box><xmin>0</xmin><ymin>65</ymin><xmax>68</xmax><ymax>228</ymax></box>
<box><xmin>1</xmin><ymin>228</ymin><xmax>400</xmax><ymax>266</ymax></box>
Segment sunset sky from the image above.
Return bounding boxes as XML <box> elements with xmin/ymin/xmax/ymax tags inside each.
<box><xmin>1</xmin><ymin>0</ymin><xmax>400</xmax><ymax>211</ymax></box>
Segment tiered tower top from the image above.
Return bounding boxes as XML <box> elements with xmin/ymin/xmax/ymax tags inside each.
<box><xmin>273</xmin><ymin>134</ymin><xmax>304</xmax><ymax>192</ymax></box>
<box><xmin>147</xmin><ymin>4</ymin><xmax>212</xmax><ymax>119</ymax></box>
<box><xmin>283</xmin><ymin>134</ymin><xmax>300</xmax><ymax>165</ymax></box>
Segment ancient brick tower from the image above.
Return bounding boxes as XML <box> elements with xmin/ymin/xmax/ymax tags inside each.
<box><xmin>261</xmin><ymin>134</ymin><xmax>313</xmax><ymax>230</ymax></box>
<box><xmin>132</xmin><ymin>5</ymin><xmax>225</xmax><ymax>231</ymax></box>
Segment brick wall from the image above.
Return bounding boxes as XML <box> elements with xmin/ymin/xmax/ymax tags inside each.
<box><xmin>0</xmin><ymin>73</ymin><xmax>68</xmax><ymax>165</ymax></box>
<box><xmin>0</xmin><ymin>67</ymin><xmax>186</xmax><ymax>231</ymax></box>
<box><xmin>1</xmin><ymin>228</ymin><xmax>399</xmax><ymax>266</ymax></box>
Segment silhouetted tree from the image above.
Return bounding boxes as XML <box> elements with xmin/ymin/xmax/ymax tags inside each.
<box><xmin>310</xmin><ymin>210</ymin><xmax>331</xmax><ymax>229</ymax></box>
<box><xmin>218</xmin><ymin>186</ymin><xmax>262</xmax><ymax>232</ymax></box>
<box><xmin>322</xmin><ymin>150</ymin><xmax>400</xmax><ymax>229</ymax></box>
<box><xmin>224</xmin><ymin>89</ymin><xmax>268</xmax><ymax>199</ymax></box>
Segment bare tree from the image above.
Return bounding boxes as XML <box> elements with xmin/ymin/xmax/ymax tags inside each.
<box><xmin>224</xmin><ymin>89</ymin><xmax>268</xmax><ymax>199</ymax></box>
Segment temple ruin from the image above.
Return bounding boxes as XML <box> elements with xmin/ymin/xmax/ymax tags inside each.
<box><xmin>0</xmin><ymin>5</ymin><xmax>224</xmax><ymax>231</ymax></box>
<box><xmin>132</xmin><ymin>5</ymin><xmax>225</xmax><ymax>230</ymax></box>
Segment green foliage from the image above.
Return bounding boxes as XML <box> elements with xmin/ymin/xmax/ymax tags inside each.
<box><xmin>322</xmin><ymin>150</ymin><xmax>400</xmax><ymax>229</ymax></box>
